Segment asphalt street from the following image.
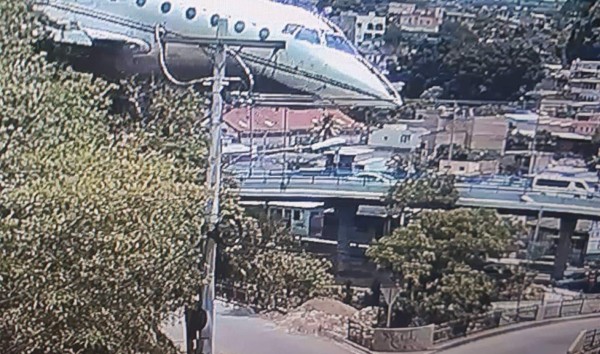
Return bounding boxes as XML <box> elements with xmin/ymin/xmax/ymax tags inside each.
<box><xmin>162</xmin><ymin>301</ymin><xmax>358</xmax><ymax>354</ymax></box>
<box><xmin>215</xmin><ymin>302</ymin><xmax>356</xmax><ymax>354</ymax></box>
<box><xmin>436</xmin><ymin>318</ymin><xmax>600</xmax><ymax>354</ymax></box>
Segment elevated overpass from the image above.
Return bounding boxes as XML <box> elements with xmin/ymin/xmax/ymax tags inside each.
<box><xmin>237</xmin><ymin>175</ymin><xmax>600</xmax><ymax>219</ymax></box>
<box><xmin>235</xmin><ymin>174</ymin><xmax>600</xmax><ymax>279</ymax></box>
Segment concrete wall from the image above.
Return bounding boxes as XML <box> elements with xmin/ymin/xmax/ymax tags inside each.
<box><xmin>371</xmin><ymin>325</ymin><xmax>435</xmax><ymax>352</ymax></box>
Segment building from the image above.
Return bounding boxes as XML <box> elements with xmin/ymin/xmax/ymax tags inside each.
<box><xmin>436</xmin><ymin>115</ymin><xmax>509</xmax><ymax>152</ymax></box>
<box><xmin>388</xmin><ymin>5</ymin><xmax>443</xmax><ymax>33</ymax></box>
<box><xmin>223</xmin><ymin>107</ymin><xmax>362</xmax><ymax>148</ymax></box>
<box><xmin>443</xmin><ymin>10</ymin><xmax>477</xmax><ymax>29</ymax></box>
<box><xmin>387</xmin><ymin>2</ymin><xmax>417</xmax><ymax>16</ymax></box>
<box><xmin>341</xmin><ymin>11</ymin><xmax>387</xmax><ymax>45</ymax></box>
<box><xmin>438</xmin><ymin>159</ymin><xmax>500</xmax><ymax>176</ymax></box>
<box><xmin>568</xmin><ymin>59</ymin><xmax>600</xmax><ymax>102</ymax></box>
<box><xmin>368</xmin><ymin>124</ymin><xmax>429</xmax><ymax>151</ymax></box>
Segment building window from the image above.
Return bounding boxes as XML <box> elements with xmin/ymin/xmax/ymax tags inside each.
<box><xmin>364</xmin><ymin>33</ymin><xmax>373</xmax><ymax>40</ymax></box>
<box><xmin>383</xmin><ymin>136</ymin><xmax>388</xmax><ymax>141</ymax></box>
<box><xmin>367</xmin><ymin>23</ymin><xmax>374</xmax><ymax>30</ymax></box>
<box><xmin>284</xmin><ymin>209</ymin><xmax>291</xmax><ymax>220</ymax></box>
<box><xmin>293</xmin><ymin>210</ymin><xmax>302</xmax><ymax>221</ymax></box>
<box><xmin>400</xmin><ymin>134</ymin><xmax>410</xmax><ymax>143</ymax></box>
<box><xmin>459</xmin><ymin>166</ymin><xmax>465</xmax><ymax>171</ymax></box>
<box><xmin>375</xmin><ymin>23</ymin><xmax>383</xmax><ymax>31</ymax></box>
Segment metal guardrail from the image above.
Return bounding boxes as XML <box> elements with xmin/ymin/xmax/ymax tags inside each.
<box><xmin>432</xmin><ymin>305</ymin><xmax>539</xmax><ymax>344</ymax></box>
<box><xmin>584</xmin><ymin>328</ymin><xmax>600</xmax><ymax>352</ymax></box>
<box><xmin>347</xmin><ymin>319</ymin><xmax>374</xmax><ymax>350</ymax></box>
<box><xmin>236</xmin><ymin>174</ymin><xmax>599</xmax><ymax>200</ymax></box>
<box><xmin>568</xmin><ymin>327</ymin><xmax>600</xmax><ymax>354</ymax></box>
<box><xmin>347</xmin><ymin>297</ymin><xmax>600</xmax><ymax>351</ymax></box>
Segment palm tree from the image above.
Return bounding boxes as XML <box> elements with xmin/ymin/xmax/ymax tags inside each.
<box><xmin>310</xmin><ymin>111</ymin><xmax>342</xmax><ymax>143</ymax></box>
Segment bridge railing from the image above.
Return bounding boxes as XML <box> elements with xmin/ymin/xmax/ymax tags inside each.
<box><xmin>236</xmin><ymin>174</ymin><xmax>597</xmax><ymax>200</ymax></box>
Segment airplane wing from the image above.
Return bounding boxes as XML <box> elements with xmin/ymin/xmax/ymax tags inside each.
<box><xmin>46</xmin><ymin>25</ymin><xmax>150</xmax><ymax>53</ymax></box>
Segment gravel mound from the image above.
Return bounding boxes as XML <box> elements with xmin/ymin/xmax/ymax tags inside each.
<box><xmin>268</xmin><ymin>298</ymin><xmax>362</xmax><ymax>338</ymax></box>
<box><xmin>298</xmin><ymin>298</ymin><xmax>358</xmax><ymax>318</ymax></box>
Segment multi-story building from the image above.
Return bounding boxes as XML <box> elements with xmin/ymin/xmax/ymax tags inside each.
<box><xmin>351</xmin><ymin>11</ymin><xmax>387</xmax><ymax>45</ymax></box>
<box><xmin>443</xmin><ymin>10</ymin><xmax>477</xmax><ymax>29</ymax></box>
<box><xmin>568</xmin><ymin>59</ymin><xmax>600</xmax><ymax>102</ymax></box>
<box><xmin>388</xmin><ymin>5</ymin><xmax>444</xmax><ymax>33</ymax></box>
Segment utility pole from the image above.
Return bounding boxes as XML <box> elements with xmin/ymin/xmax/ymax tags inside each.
<box><xmin>157</xmin><ymin>22</ymin><xmax>286</xmax><ymax>354</ymax></box>
<box><xmin>448</xmin><ymin>101</ymin><xmax>458</xmax><ymax>162</ymax></box>
<box><xmin>201</xmin><ymin>38</ymin><xmax>227</xmax><ymax>354</ymax></box>
<box><xmin>528</xmin><ymin>111</ymin><xmax>540</xmax><ymax>176</ymax></box>
<box><xmin>249</xmin><ymin>106</ymin><xmax>254</xmax><ymax>177</ymax></box>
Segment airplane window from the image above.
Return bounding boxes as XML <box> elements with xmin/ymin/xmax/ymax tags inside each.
<box><xmin>160</xmin><ymin>2</ymin><xmax>171</xmax><ymax>13</ymax></box>
<box><xmin>185</xmin><ymin>7</ymin><xmax>196</xmax><ymax>19</ymax></box>
<box><xmin>282</xmin><ymin>24</ymin><xmax>301</xmax><ymax>34</ymax></box>
<box><xmin>136</xmin><ymin>0</ymin><xmax>146</xmax><ymax>7</ymax></box>
<box><xmin>325</xmin><ymin>34</ymin><xmax>356</xmax><ymax>55</ymax></box>
<box><xmin>295</xmin><ymin>28</ymin><xmax>320</xmax><ymax>45</ymax></box>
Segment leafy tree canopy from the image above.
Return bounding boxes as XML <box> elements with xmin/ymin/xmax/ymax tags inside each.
<box><xmin>366</xmin><ymin>209</ymin><xmax>520</xmax><ymax>325</ymax></box>
<box><xmin>398</xmin><ymin>22</ymin><xmax>544</xmax><ymax>100</ymax></box>
<box><xmin>385</xmin><ymin>173</ymin><xmax>459</xmax><ymax>216</ymax></box>
<box><xmin>0</xmin><ymin>2</ymin><xmax>210</xmax><ymax>353</ymax></box>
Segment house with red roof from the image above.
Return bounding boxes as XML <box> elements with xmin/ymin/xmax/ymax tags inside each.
<box><xmin>223</xmin><ymin>107</ymin><xmax>364</xmax><ymax>148</ymax></box>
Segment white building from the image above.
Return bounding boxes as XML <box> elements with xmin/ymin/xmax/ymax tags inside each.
<box><xmin>351</xmin><ymin>11</ymin><xmax>386</xmax><ymax>45</ymax></box>
<box><xmin>569</xmin><ymin>59</ymin><xmax>600</xmax><ymax>102</ymax></box>
<box><xmin>439</xmin><ymin>159</ymin><xmax>499</xmax><ymax>176</ymax></box>
<box><xmin>368</xmin><ymin>124</ymin><xmax>429</xmax><ymax>151</ymax></box>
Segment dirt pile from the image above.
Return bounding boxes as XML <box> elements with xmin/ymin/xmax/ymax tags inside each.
<box><xmin>268</xmin><ymin>298</ymin><xmax>378</xmax><ymax>339</ymax></box>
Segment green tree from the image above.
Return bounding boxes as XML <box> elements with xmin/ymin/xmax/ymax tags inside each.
<box><xmin>385</xmin><ymin>173</ymin><xmax>459</xmax><ymax>218</ymax></box>
<box><xmin>217</xmin><ymin>201</ymin><xmax>334</xmax><ymax>310</ymax></box>
<box><xmin>366</xmin><ymin>209</ymin><xmax>520</xmax><ymax>325</ymax></box>
<box><xmin>310</xmin><ymin>111</ymin><xmax>342</xmax><ymax>143</ymax></box>
<box><xmin>399</xmin><ymin>23</ymin><xmax>544</xmax><ymax>100</ymax></box>
<box><xmin>0</xmin><ymin>3</ymin><xmax>209</xmax><ymax>353</ymax></box>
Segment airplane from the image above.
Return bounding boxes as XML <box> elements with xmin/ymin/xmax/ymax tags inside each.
<box><xmin>31</xmin><ymin>0</ymin><xmax>403</xmax><ymax>108</ymax></box>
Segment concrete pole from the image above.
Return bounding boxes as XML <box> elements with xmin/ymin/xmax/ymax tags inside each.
<box><xmin>528</xmin><ymin>108</ymin><xmax>541</xmax><ymax>175</ymax></box>
<box><xmin>449</xmin><ymin>101</ymin><xmax>457</xmax><ymax>162</ymax></box>
<box><xmin>201</xmin><ymin>41</ymin><xmax>227</xmax><ymax>354</ymax></box>
<box><xmin>553</xmin><ymin>217</ymin><xmax>578</xmax><ymax>281</ymax></box>
<box><xmin>249</xmin><ymin>106</ymin><xmax>254</xmax><ymax>176</ymax></box>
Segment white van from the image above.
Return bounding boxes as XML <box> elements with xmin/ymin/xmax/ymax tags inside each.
<box><xmin>531</xmin><ymin>174</ymin><xmax>596</xmax><ymax>198</ymax></box>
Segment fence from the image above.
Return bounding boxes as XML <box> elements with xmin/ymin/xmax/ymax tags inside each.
<box><xmin>432</xmin><ymin>305</ymin><xmax>539</xmax><ymax>344</ymax></box>
<box><xmin>347</xmin><ymin>297</ymin><xmax>600</xmax><ymax>352</ymax></box>
<box><xmin>568</xmin><ymin>328</ymin><xmax>600</xmax><ymax>354</ymax></box>
<box><xmin>348</xmin><ymin>320</ymin><xmax>374</xmax><ymax>350</ymax></box>
<box><xmin>215</xmin><ymin>281</ymin><xmax>291</xmax><ymax>313</ymax></box>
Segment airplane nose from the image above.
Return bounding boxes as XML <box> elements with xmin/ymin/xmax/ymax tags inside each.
<box><xmin>323</xmin><ymin>52</ymin><xmax>402</xmax><ymax>107</ymax></box>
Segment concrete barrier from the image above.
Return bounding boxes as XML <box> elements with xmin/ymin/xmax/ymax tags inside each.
<box><xmin>371</xmin><ymin>325</ymin><xmax>435</xmax><ymax>352</ymax></box>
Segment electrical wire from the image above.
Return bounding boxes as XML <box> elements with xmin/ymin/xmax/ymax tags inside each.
<box><xmin>226</xmin><ymin>47</ymin><xmax>255</xmax><ymax>94</ymax></box>
<box><xmin>155</xmin><ymin>25</ymin><xmax>213</xmax><ymax>87</ymax></box>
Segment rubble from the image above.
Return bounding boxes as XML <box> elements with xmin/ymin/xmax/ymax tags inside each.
<box><xmin>266</xmin><ymin>297</ymin><xmax>358</xmax><ymax>338</ymax></box>
<box><xmin>265</xmin><ymin>298</ymin><xmax>380</xmax><ymax>339</ymax></box>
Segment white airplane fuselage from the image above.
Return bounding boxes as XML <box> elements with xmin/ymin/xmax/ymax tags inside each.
<box><xmin>33</xmin><ymin>0</ymin><xmax>403</xmax><ymax>108</ymax></box>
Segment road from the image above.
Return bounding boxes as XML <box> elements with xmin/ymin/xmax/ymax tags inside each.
<box><xmin>437</xmin><ymin>318</ymin><xmax>600</xmax><ymax>354</ymax></box>
<box><xmin>163</xmin><ymin>301</ymin><xmax>357</xmax><ymax>354</ymax></box>
<box><xmin>216</xmin><ymin>302</ymin><xmax>356</xmax><ymax>354</ymax></box>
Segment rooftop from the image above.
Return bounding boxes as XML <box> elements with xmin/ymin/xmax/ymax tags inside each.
<box><xmin>223</xmin><ymin>107</ymin><xmax>360</xmax><ymax>133</ymax></box>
